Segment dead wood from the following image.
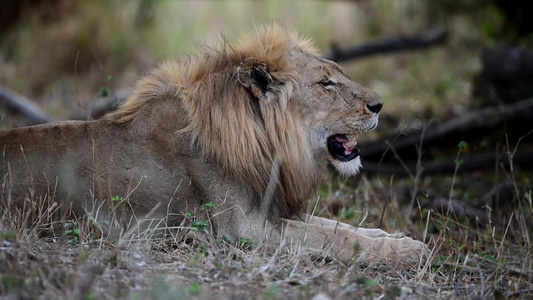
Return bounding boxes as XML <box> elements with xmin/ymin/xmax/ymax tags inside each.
<box><xmin>473</xmin><ymin>45</ymin><xmax>533</xmax><ymax>105</ymax></box>
<box><xmin>323</xmin><ymin>28</ymin><xmax>447</xmax><ymax>63</ymax></box>
<box><xmin>362</xmin><ymin>97</ymin><xmax>533</xmax><ymax>163</ymax></box>
<box><xmin>429</xmin><ymin>196</ymin><xmax>489</xmax><ymax>226</ymax></box>
<box><xmin>0</xmin><ymin>85</ymin><xmax>55</xmax><ymax>125</ymax></box>
<box><xmin>0</xmin><ymin>85</ymin><xmax>130</xmax><ymax>124</ymax></box>
<box><xmin>362</xmin><ymin>152</ymin><xmax>533</xmax><ymax>176</ymax></box>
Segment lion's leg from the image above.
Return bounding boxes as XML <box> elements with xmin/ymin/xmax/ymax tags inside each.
<box><xmin>303</xmin><ymin>215</ymin><xmax>392</xmax><ymax>238</ymax></box>
<box><xmin>281</xmin><ymin>218</ymin><xmax>429</xmax><ymax>265</ymax></box>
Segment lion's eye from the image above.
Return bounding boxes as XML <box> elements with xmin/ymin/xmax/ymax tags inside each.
<box><xmin>319</xmin><ymin>79</ymin><xmax>337</xmax><ymax>89</ymax></box>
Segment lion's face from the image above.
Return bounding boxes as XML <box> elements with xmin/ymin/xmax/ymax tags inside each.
<box><xmin>237</xmin><ymin>47</ymin><xmax>383</xmax><ymax>178</ymax></box>
<box><xmin>289</xmin><ymin>50</ymin><xmax>384</xmax><ymax>176</ymax></box>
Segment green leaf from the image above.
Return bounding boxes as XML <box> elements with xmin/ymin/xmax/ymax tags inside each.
<box><xmin>365</xmin><ymin>279</ymin><xmax>378</xmax><ymax>288</ymax></box>
<box><xmin>99</xmin><ymin>87</ymin><xmax>110</xmax><ymax>98</ymax></box>
<box><xmin>217</xmin><ymin>235</ymin><xmax>231</xmax><ymax>245</ymax></box>
<box><xmin>456</xmin><ymin>159</ymin><xmax>464</xmax><ymax>167</ymax></box>
<box><xmin>192</xmin><ymin>220</ymin><xmax>208</xmax><ymax>232</ymax></box>
<box><xmin>188</xmin><ymin>283</ymin><xmax>201</xmax><ymax>295</ymax></box>
<box><xmin>238</xmin><ymin>237</ymin><xmax>254</xmax><ymax>250</ymax></box>
<box><xmin>201</xmin><ymin>202</ymin><xmax>217</xmax><ymax>211</ymax></box>
<box><xmin>185</xmin><ymin>212</ymin><xmax>195</xmax><ymax>220</ymax></box>
<box><xmin>89</xmin><ymin>216</ymin><xmax>98</xmax><ymax>227</ymax></box>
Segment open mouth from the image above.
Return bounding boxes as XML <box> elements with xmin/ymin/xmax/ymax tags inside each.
<box><xmin>327</xmin><ymin>134</ymin><xmax>360</xmax><ymax>162</ymax></box>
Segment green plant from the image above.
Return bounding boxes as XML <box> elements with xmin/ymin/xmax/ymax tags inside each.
<box><xmin>385</xmin><ymin>285</ymin><xmax>402</xmax><ymax>299</ymax></box>
<box><xmin>200</xmin><ymin>202</ymin><xmax>217</xmax><ymax>211</ymax></box>
<box><xmin>0</xmin><ymin>230</ymin><xmax>17</xmax><ymax>243</ymax></box>
<box><xmin>109</xmin><ymin>195</ymin><xmax>122</xmax><ymax>210</ymax></box>
<box><xmin>150</xmin><ymin>277</ymin><xmax>187</xmax><ymax>299</ymax></box>
<box><xmin>192</xmin><ymin>220</ymin><xmax>208</xmax><ymax>232</ymax></box>
<box><xmin>261</xmin><ymin>284</ymin><xmax>279</xmax><ymax>300</ymax></box>
<box><xmin>0</xmin><ymin>275</ymin><xmax>26</xmax><ymax>294</ymax></box>
<box><xmin>217</xmin><ymin>235</ymin><xmax>231</xmax><ymax>245</ymax></box>
<box><xmin>98</xmin><ymin>87</ymin><xmax>110</xmax><ymax>98</ymax></box>
<box><xmin>185</xmin><ymin>212</ymin><xmax>195</xmax><ymax>220</ymax></box>
<box><xmin>188</xmin><ymin>283</ymin><xmax>201</xmax><ymax>295</ymax></box>
<box><xmin>238</xmin><ymin>237</ymin><xmax>254</xmax><ymax>250</ymax></box>
<box><xmin>63</xmin><ymin>222</ymin><xmax>81</xmax><ymax>243</ymax></box>
<box><xmin>340</xmin><ymin>206</ymin><xmax>355</xmax><ymax>219</ymax></box>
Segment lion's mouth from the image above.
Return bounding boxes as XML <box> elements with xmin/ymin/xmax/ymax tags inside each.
<box><xmin>327</xmin><ymin>134</ymin><xmax>360</xmax><ymax>162</ymax></box>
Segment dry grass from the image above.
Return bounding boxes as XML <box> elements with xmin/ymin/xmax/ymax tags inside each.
<box><xmin>1</xmin><ymin>146</ymin><xmax>532</xmax><ymax>299</ymax></box>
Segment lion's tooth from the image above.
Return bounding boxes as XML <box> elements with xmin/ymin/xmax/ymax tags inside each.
<box><xmin>344</xmin><ymin>137</ymin><xmax>357</xmax><ymax>149</ymax></box>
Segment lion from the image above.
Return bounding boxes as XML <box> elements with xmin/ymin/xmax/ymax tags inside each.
<box><xmin>0</xmin><ymin>24</ymin><xmax>428</xmax><ymax>265</ymax></box>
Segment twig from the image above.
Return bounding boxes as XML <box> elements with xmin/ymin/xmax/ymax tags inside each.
<box><xmin>404</xmin><ymin>125</ymin><xmax>427</xmax><ymax>231</ymax></box>
<box><xmin>384</xmin><ymin>140</ymin><xmax>415</xmax><ymax>181</ymax></box>
<box><xmin>506</xmin><ymin>129</ymin><xmax>533</xmax><ymax>206</ymax></box>
<box><xmin>406</xmin><ymin>284</ymin><xmax>480</xmax><ymax>291</ymax></box>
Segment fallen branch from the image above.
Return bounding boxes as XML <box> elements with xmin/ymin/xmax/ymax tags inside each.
<box><xmin>441</xmin><ymin>261</ymin><xmax>533</xmax><ymax>278</ymax></box>
<box><xmin>429</xmin><ymin>196</ymin><xmax>489</xmax><ymax>226</ymax></box>
<box><xmin>362</xmin><ymin>97</ymin><xmax>533</xmax><ymax>161</ymax></box>
<box><xmin>0</xmin><ymin>85</ymin><xmax>55</xmax><ymax>125</ymax></box>
<box><xmin>362</xmin><ymin>152</ymin><xmax>533</xmax><ymax>176</ymax></box>
<box><xmin>323</xmin><ymin>27</ymin><xmax>447</xmax><ymax>63</ymax></box>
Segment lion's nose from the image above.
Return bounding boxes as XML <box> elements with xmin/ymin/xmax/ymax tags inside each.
<box><xmin>362</xmin><ymin>87</ymin><xmax>384</xmax><ymax>114</ymax></box>
<box><xmin>366</xmin><ymin>103</ymin><xmax>383</xmax><ymax>113</ymax></box>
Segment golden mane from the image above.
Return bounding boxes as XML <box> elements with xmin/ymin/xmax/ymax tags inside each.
<box><xmin>106</xmin><ymin>24</ymin><xmax>321</xmax><ymax>221</ymax></box>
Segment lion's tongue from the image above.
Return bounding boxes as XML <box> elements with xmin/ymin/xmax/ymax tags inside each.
<box><xmin>334</xmin><ymin>136</ymin><xmax>349</xmax><ymax>143</ymax></box>
<box><xmin>335</xmin><ymin>136</ymin><xmax>357</xmax><ymax>155</ymax></box>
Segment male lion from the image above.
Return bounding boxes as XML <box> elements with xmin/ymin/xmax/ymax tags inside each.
<box><xmin>1</xmin><ymin>24</ymin><xmax>428</xmax><ymax>264</ymax></box>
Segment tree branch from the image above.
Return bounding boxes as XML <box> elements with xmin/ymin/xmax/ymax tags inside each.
<box><xmin>323</xmin><ymin>27</ymin><xmax>447</xmax><ymax>63</ymax></box>
<box><xmin>362</xmin><ymin>152</ymin><xmax>533</xmax><ymax>176</ymax></box>
<box><xmin>362</xmin><ymin>97</ymin><xmax>533</xmax><ymax>161</ymax></box>
<box><xmin>0</xmin><ymin>85</ymin><xmax>55</xmax><ymax>125</ymax></box>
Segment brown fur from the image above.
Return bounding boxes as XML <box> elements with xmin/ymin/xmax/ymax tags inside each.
<box><xmin>1</xmin><ymin>24</ymin><xmax>429</xmax><ymax>264</ymax></box>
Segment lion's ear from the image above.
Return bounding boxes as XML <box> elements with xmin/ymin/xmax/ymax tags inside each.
<box><xmin>238</xmin><ymin>58</ymin><xmax>274</xmax><ymax>101</ymax></box>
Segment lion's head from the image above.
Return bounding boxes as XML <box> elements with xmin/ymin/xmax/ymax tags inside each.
<box><xmin>106</xmin><ymin>24</ymin><xmax>383</xmax><ymax>221</ymax></box>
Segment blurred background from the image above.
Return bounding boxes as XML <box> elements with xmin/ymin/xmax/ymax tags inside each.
<box><xmin>0</xmin><ymin>0</ymin><xmax>506</xmax><ymax>125</ymax></box>
<box><xmin>1</xmin><ymin>0</ymin><xmax>532</xmax><ymax>242</ymax></box>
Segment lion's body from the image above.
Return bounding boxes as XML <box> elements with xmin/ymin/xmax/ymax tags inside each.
<box><xmin>1</xmin><ymin>25</ymin><xmax>428</xmax><ymax>264</ymax></box>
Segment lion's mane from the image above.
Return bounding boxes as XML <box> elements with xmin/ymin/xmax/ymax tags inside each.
<box><xmin>106</xmin><ymin>24</ymin><xmax>323</xmax><ymax>221</ymax></box>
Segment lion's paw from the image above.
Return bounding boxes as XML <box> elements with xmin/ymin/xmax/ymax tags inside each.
<box><xmin>355</xmin><ymin>236</ymin><xmax>430</xmax><ymax>266</ymax></box>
